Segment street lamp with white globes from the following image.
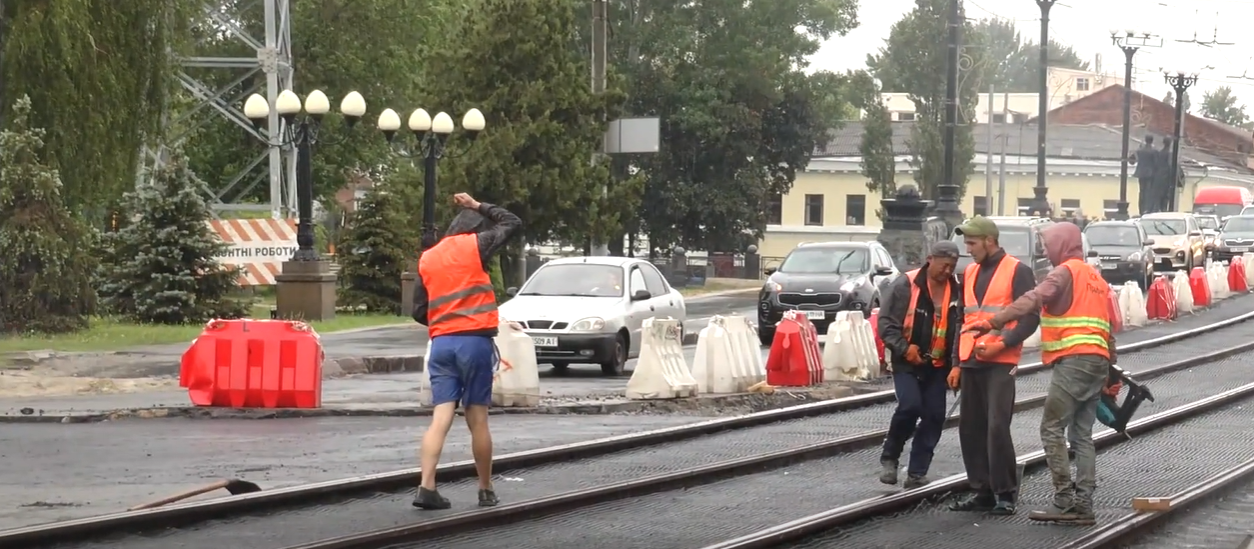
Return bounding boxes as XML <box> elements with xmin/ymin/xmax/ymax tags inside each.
<box><xmin>1108</xmin><ymin>29</ymin><xmax>1161</xmax><ymax>218</ymax></box>
<box><xmin>1162</xmin><ymin>69</ymin><xmax>1199</xmax><ymax>212</ymax></box>
<box><xmin>376</xmin><ymin>107</ymin><xmax>485</xmax><ymax>250</ymax></box>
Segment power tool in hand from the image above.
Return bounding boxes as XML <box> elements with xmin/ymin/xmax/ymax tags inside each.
<box><xmin>1096</xmin><ymin>363</ymin><xmax>1154</xmax><ymax>436</ymax></box>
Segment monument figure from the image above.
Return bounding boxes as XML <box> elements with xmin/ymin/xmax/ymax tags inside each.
<box><xmin>1132</xmin><ymin>136</ymin><xmax>1156</xmax><ymax>216</ymax></box>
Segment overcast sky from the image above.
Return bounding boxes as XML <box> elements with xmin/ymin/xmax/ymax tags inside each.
<box><xmin>807</xmin><ymin>0</ymin><xmax>1254</xmax><ymax>110</ymax></box>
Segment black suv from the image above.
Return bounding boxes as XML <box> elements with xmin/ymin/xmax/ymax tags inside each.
<box><xmin>951</xmin><ymin>217</ymin><xmax>1054</xmax><ymax>284</ymax></box>
<box><xmin>1084</xmin><ymin>220</ymin><xmax>1155</xmax><ymax>288</ymax></box>
<box><xmin>1212</xmin><ymin>215</ymin><xmax>1254</xmax><ymax>263</ymax></box>
<box><xmin>758</xmin><ymin>241</ymin><xmax>899</xmax><ymax>346</ymax></box>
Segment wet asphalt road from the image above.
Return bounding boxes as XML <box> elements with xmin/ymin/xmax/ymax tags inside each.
<box><xmin>0</xmin><ymin>414</ymin><xmax>701</xmax><ymax>530</ymax></box>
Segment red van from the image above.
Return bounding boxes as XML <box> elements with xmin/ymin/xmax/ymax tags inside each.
<box><xmin>1193</xmin><ymin>186</ymin><xmax>1253</xmax><ymax>219</ymax></box>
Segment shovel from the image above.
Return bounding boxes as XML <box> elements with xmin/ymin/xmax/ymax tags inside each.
<box><xmin>128</xmin><ymin>478</ymin><xmax>262</xmax><ymax>511</ymax></box>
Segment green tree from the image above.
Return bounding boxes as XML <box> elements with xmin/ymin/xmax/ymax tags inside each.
<box><xmin>0</xmin><ymin>96</ymin><xmax>96</xmax><ymax>334</ymax></box>
<box><xmin>96</xmin><ymin>150</ymin><xmax>251</xmax><ymax>325</ymax></box>
<box><xmin>860</xmin><ymin>94</ymin><xmax>897</xmax><ymax>216</ymax></box>
<box><xmin>965</xmin><ymin>19</ymin><xmax>1089</xmax><ymax>93</ymax></box>
<box><xmin>336</xmin><ymin>184</ymin><xmax>418</xmax><ymax>314</ymax></box>
<box><xmin>424</xmin><ymin>0</ymin><xmax>627</xmax><ymax>250</ymax></box>
<box><xmin>2</xmin><ymin>0</ymin><xmax>195</xmax><ymax>221</ymax></box>
<box><xmin>867</xmin><ymin>0</ymin><xmax>983</xmax><ymax>201</ymax></box>
<box><xmin>1200</xmin><ymin>86</ymin><xmax>1249</xmax><ymax>127</ymax></box>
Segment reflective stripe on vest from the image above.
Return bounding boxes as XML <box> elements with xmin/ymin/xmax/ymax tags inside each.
<box><xmin>418</xmin><ymin>233</ymin><xmax>500</xmax><ymax>337</ymax></box>
<box><xmin>957</xmin><ymin>254</ymin><xmax>1024</xmax><ymax>365</ymax></box>
<box><xmin>1040</xmin><ymin>259</ymin><xmax>1112</xmax><ymax>364</ymax></box>
<box><xmin>902</xmin><ymin>268</ymin><xmax>952</xmax><ymax>368</ymax></box>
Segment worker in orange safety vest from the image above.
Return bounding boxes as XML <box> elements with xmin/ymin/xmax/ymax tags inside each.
<box><xmin>411</xmin><ymin>192</ymin><xmax>521</xmax><ymax>510</ymax></box>
<box><xmin>964</xmin><ymin>222</ymin><xmax>1118</xmax><ymax>525</ymax></box>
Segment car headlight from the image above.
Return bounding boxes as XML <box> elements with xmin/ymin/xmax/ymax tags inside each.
<box><xmin>840</xmin><ymin>280</ymin><xmax>858</xmax><ymax>292</ymax></box>
<box><xmin>764</xmin><ymin>281</ymin><xmax>782</xmax><ymax>292</ymax></box>
<box><xmin>1127</xmin><ymin>252</ymin><xmax>1140</xmax><ymax>262</ymax></box>
<box><xmin>1174</xmin><ymin>238</ymin><xmax>1186</xmax><ymax>247</ymax></box>
<box><xmin>570</xmin><ymin>317</ymin><xmax>606</xmax><ymax>331</ymax></box>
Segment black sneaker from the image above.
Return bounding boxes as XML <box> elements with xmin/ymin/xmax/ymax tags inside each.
<box><xmin>478</xmin><ymin>488</ymin><xmax>499</xmax><ymax>507</ymax></box>
<box><xmin>948</xmin><ymin>492</ymin><xmax>996</xmax><ymax>512</ymax></box>
<box><xmin>879</xmin><ymin>459</ymin><xmax>899</xmax><ymax>485</ymax></box>
<box><xmin>903</xmin><ymin>475</ymin><xmax>930</xmax><ymax>489</ymax></box>
<box><xmin>412</xmin><ymin>487</ymin><xmax>451</xmax><ymax>510</ymax></box>
<box><xmin>1028</xmin><ymin>505</ymin><xmax>1095</xmax><ymax>524</ymax></box>
<box><xmin>990</xmin><ymin>499</ymin><xmax>1017</xmax><ymax>515</ymax></box>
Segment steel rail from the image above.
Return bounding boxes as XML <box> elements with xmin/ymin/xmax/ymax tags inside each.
<box><xmin>696</xmin><ymin>380</ymin><xmax>1254</xmax><ymax>549</ymax></box>
<box><xmin>4</xmin><ymin>307</ymin><xmax>1252</xmax><ymax>547</ymax></box>
<box><xmin>1057</xmin><ymin>457</ymin><xmax>1254</xmax><ymax>549</ymax></box>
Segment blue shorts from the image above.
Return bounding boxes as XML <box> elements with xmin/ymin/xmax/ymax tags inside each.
<box><xmin>428</xmin><ymin>335</ymin><xmax>498</xmax><ymax>407</ymax></box>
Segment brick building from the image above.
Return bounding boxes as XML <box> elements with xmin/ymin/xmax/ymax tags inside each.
<box><xmin>1036</xmin><ymin>84</ymin><xmax>1254</xmax><ymax>168</ymax></box>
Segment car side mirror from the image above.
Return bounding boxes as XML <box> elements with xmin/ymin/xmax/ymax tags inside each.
<box><xmin>631</xmin><ymin>289</ymin><xmax>651</xmax><ymax>301</ymax></box>
<box><xmin>764</xmin><ymin>267</ymin><xmax>777</xmax><ymax>276</ymax></box>
<box><xmin>1087</xmin><ymin>250</ymin><xmax>1099</xmax><ymax>258</ymax></box>
<box><xmin>874</xmin><ymin>266</ymin><xmax>894</xmax><ymax>276</ymax></box>
<box><xmin>1189</xmin><ymin>230</ymin><xmax>1202</xmax><ymax>237</ymax></box>
<box><xmin>1143</xmin><ymin>240</ymin><xmax>1155</xmax><ymax>246</ymax></box>
<box><xmin>506</xmin><ymin>287</ymin><xmax>518</xmax><ymax>297</ymax></box>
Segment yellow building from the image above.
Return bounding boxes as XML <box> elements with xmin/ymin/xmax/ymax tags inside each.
<box><xmin>757</xmin><ymin>121</ymin><xmax>1254</xmax><ymax>259</ymax></box>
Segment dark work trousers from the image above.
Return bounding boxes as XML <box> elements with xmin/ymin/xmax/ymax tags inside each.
<box><xmin>881</xmin><ymin>368</ymin><xmax>949</xmax><ymax>477</ymax></box>
<box><xmin>958</xmin><ymin>366</ymin><xmax>1019</xmax><ymax>498</ymax></box>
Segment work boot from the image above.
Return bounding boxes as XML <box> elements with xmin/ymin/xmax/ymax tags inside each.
<box><xmin>903</xmin><ymin>475</ymin><xmax>930</xmax><ymax>489</ymax></box>
<box><xmin>948</xmin><ymin>492</ymin><xmax>996</xmax><ymax>512</ymax></box>
<box><xmin>1028</xmin><ymin>504</ymin><xmax>1096</xmax><ymax>525</ymax></box>
<box><xmin>989</xmin><ymin>493</ymin><xmax>1017</xmax><ymax>515</ymax></box>
<box><xmin>412</xmin><ymin>486</ymin><xmax>451</xmax><ymax>510</ymax></box>
<box><xmin>879</xmin><ymin>459</ymin><xmax>899</xmax><ymax>485</ymax></box>
<box><xmin>478</xmin><ymin>488</ymin><xmax>500</xmax><ymax>507</ymax></box>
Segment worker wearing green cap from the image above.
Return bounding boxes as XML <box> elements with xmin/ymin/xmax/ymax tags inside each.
<box><xmin>947</xmin><ymin>215</ymin><xmax>1040</xmax><ymax>516</ymax></box>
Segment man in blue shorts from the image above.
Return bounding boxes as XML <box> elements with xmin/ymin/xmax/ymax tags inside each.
<box><xmin>411</xmin><ymin>192</ymin><xmax>521</xmax><ymax>509</ymax></box>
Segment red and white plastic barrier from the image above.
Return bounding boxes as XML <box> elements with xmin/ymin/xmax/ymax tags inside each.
<box><xmin>626</xmin><ymin>317</ymin><xmax>698</xmax><ymax>399</ymax></box>
<box><xmin>764</xmin><ymin>311</ymin><xmax>824</xmax><ymax>387</ymax></box>
<box><xmin>691</xmin><ymin>315</ymin><xmax>766</xmax><ymax>394</ymax></box>
<box><xmin>821</xmin><ymin>310</ymin><xmax>878</xmax><ymax>382</ymax></box>
<box><xmin>492</xmin><ymin>321</ymin><xmax>541</xmax><ymax>407</ymax></box>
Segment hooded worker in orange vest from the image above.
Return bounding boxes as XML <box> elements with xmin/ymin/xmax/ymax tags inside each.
<box><xmin>965</xmin><ymin>222</ymin><xmax>1118</xmax><ymax>525</ymax></box>
<box><xmin>876</xmin><ymin>241</ymin><xmax>963</xmax><ymax>489</ymax></box>
<box><xmin>411</xmin><ymin>192</ymin><xmax>521</xmax><ymax>510</ymax></box>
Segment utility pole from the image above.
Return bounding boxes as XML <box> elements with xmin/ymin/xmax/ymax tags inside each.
<box><xmin>985</xmin><ymin>84</ymin><xmax>994</xmax><ymax>216</ymax></box>
<box><xmin>1110</xmin><ymin>30</ymin><xmax>1162</xmax><ymax>220</ymax></box>
<box><xmin>589</xmin><ymin>0</ymin><xmax>609</xmax><ymax>256</ymax></box>
<box><xmin>1033</xmin><ymin>0</ymin><xmax>1055</xmax><ymax>218</ymax></box>
<box><xmin>935</xmin><ymin>0</ymin><xmax>963</xmax><ymax>229</ymax></box>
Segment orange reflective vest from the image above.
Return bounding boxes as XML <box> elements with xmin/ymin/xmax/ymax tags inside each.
<box><xmin>418</xmin><ymin>233</ymin><xmax>499</xmax><ymax>337</ymax></box>
<box><xmin>901</xmin><ymin>269</ymin><xmax>952</xmax><ymax>368</ymax></box>
<box><xmin>958</xmin><ymin>255</ymin><xmax>1024</xmax><ymax>365</ymax></box>
<box><xmin>1040</xmin><ymin>259</ymin><xmax>1112</xmax><ymax>365</ymax></box>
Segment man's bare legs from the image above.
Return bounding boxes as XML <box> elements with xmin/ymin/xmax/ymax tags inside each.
<box><xmin>419</xmin><ymin>402</ymin><xmax>457</xmax><ymax>491</ymax></box>
<box><xmin>464</xmin><ymin>404</ymin><xmax>493</xmax><ymax>491</ymax></box>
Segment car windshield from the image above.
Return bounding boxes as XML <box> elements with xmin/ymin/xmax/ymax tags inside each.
<box><xmin>1196</xmin><ymin>217</ymin><xmax>1219</xmax><ymax>230</ymax></box>
<box><xmin>778</xmin><ymin>247</ymin><xmax>868</xmax><ymax>274</ymax></box>
<box><xmin>1222</xmin><ymin>217</ymin><xmax>1254</xmax><ymax>232</ymax></box>
<box><xmin>1085</xmin><ymin>226</ymin><xmax>1141</xmax><ymax>247</ymax></box>
<box><xmin>951</xmin><ymin>228</ymin><xmax>1030</xmax><ymax>258</ymax></box>
<box><xmin>1242</xmin><ymin>206</ymin><xmax>1254</xmax><ymax>216</ymax></box>
<box><xmin>1196</xmin><ymin>204</ymin><xmax>1246</xmax><ymax>218</ymax></box>
<box><xmin>518</xmin><ymin>264</ymin><xmax>624</xmax><ymax>297</ymax></box>
<box><xmin>1140</xmin><ymin>219</ymin><xmax>1187</xmax><ymax>236</ymax></box>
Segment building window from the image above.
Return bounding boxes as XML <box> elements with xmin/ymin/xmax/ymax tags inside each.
<box><xmin>992</xmin><ymin>113</ymin><xmax>1006</xmax><ymax>123</ymax></box>
<box><xmin>766</xmin><ymin>192</ymin><xmax>782</xmax><ymax>225</ymax></box>
<box><xmin>1017</xmin><ymin>197</ymin><xmax>1033</xmax><ymax>217</ymax></box>
<box><xmin>804</xmin><ymin>194</ymin><xmax>824</xmax><ymax>226</ymax></box>
<box><xmin>897</xmin><ymin>112</ymin><xmax>916</xmax><ymax>121</ymax></box>
<box><xmin>973</xmin><ymin>196</ymin><xmax>989</xmax><ymax>216</ymax></box>
<box><xmin>1075</xmin><ymin>77</ymin><xmax>1090</xmax><ymax>92</ymax></box>
<box><xmin>1103</xmin><ymin>199</ymin><xmax>1119</xmax><ymax>217</ymax></box>
<box><xmin>1061</xmin><ymin>198</ymin><xmax>1081</xmax><ymax>217</ymax></box>
<box><xmin>846</xmin><ymin>194</ymin><xmax>866</xmax><ymax>226</ymax></box>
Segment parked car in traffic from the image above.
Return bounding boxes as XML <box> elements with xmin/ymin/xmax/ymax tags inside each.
<box><xmin>758</xmin><ymin>241</ymin><xmax>898</xmax><ymax>346</ymax></box>
<box><xmin>1211</xmin><ymin>215</ymin><xmax>1254</xmax><ymax>263</ymax></box>
<box><xmin>1196</xmin><ymin>214</ymin><xmax>1221</xmax><ymax>252</ymax></box>
<box><xmin>1136</xmin><ymin>212</ymin><xmax>1206</xmax><ymax>272</ymax></box>
<box><xmin>1083</xmin><ymin>220</ymin><xmax>1155</xmax><ymax>288</ymax></box>
<box><xmin>950</xmin><ymin>216</ymin><xmax>1054</xmax><ymax>284</ymax></box>
<box><xmin>500</xmin><ymin>256</ymin><xmax>686</xmax><ymax>376</ymax></box>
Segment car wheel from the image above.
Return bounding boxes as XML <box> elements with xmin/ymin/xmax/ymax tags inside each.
<box><xmin>550</xmin><ymin>362</ymin><xmax>570</xmax><ymax>375</ymax></box>
<box><xmin>758</xmin><ymin>326</ymin><xmax>775</xmax><ymax>347</ymax></box>
<box><xmin>600</xmin><ymin>333</ymin><xmax>628</xmax><ymax>376</ymax></box>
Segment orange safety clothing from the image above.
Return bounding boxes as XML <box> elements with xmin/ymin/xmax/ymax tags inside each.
<box><xmin>1040</xmin><ymin>259</ymin><xmax>1112</xmax><ymax>365</ymax></box>
<box><xmin>418</xmin><ymin>233</ymin><xmax>499</xmax><ymax>337</ymax></box>
<box><xmin>958</xmin><ymin>255</ymin><xmax>1024</xmax><ymax>365</ymax></box>
<box><xmin>902</xmin><ymin>268</ymin><xmax>952</xmax><ymax>368</ymax></box>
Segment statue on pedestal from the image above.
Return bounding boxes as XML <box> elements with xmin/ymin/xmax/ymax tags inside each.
<box><xmin>1131</xmin><ymin>136</ymin><xmax>1156</xmax><ymax>216</ymax></box>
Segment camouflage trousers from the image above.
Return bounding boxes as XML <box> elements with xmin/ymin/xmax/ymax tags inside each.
<box><xmin>1040</xmin><ymin>354</ymin><xmax>1110</xmax><ymax>511</ymax></box>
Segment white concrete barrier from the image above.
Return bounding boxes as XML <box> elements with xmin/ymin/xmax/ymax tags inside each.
<box><xmin>846</xmin><ymin>311</ymin><xmax>880</xmax><ymax>377</ymax></box>
<box><xmin>1208</xmin><ymin>262</ymin><xmax>1230</xmax><ymax>301</ymax></box>
<box><xmin>1119</xmin><ymin>281</ymin><xmax>1148</xmax><ymax>327</ymax></box>
<box><xmin>626</xmin><ymin>317</ymin><xmax>698</xmax><ymax>399</ymax></box>
<box><xmin>821</xmin><ymin>311</ymin><xmax>876</xmax><ymax>382</ymax></box>
<box><xmin>1172</xmin><ymin>270</ymin><xmax>1195</xmax><ymax>314</ymax></box>
<box><xmin>492</xmin><ymin>321</ymin><xmax>541</xmax><ymax>407</ymax></box>
<box><xmin>691</xmin><ymin>315</ymin><xmax>765</xmax><ymax>394</ymax></box>
<box><xmin>1244</xmin><ymin>253</ymin><xmax>1254</xmax><ymax>289</ymax></box>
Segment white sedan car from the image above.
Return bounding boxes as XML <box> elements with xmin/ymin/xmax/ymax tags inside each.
<box><xmin>500</xmin><ymin>256</ymin><xmax>687</xmax><ymax>376</ymax></box>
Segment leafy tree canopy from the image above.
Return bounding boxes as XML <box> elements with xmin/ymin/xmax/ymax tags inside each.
<box><xmin>967</xmin><ymin>18</ymin><xmax>1090</xmax><ymax>93</ymax></box>
<box><xmin>1200</xmin><ymin>86</ymin><xmax>1249</xmax><ymax>127</ymax></box>
<box><xmin>336</xmin><ymin>183</ymin><xmax>419</xmax><ymax>314</ymax></box>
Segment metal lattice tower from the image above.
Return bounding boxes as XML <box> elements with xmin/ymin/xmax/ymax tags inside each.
<box><xmin>140</xmin><ymin>0</ymin><xmax>296</xmax><ymax>218</ymax></box>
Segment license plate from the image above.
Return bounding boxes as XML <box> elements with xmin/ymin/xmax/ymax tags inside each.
<box><xmin>1232</xmin><ymin>247</ymin><xmax>1249</xmax><ymax>253</ymax></box>
<box><xmin>803</xmin><ymin>310</ymin><xmax>826</xmax><ymax>320</ymax></box>
<box><xmin>1101</xmin><ymin>262</ymin><xmax>1116</xmax><ymax>270</ymax></box>
<box><xmin>531</xmin><ymin>336</ymin><xmax>557</xmax><ymax>347</ymax></box>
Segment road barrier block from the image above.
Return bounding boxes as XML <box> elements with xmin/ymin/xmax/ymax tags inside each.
<box><xmin>1243</xmin><ymin>253</ymin><xmax>1254</xmax><ymax>289</ymax></box>
<box><xmin>691</xmin><ymin>315</ymin><xmax>766</xmax><ymax>394</ymax></box>
<box><xmin>765</xmin><ymin>311</ymin><xmax>824</xmax><ymax>387</ymax></box>
<box><xmin>868</xmin><ymin>307</ymin><xmax>887</xmax><ymax>372</ymax></box>
<box><xmin>179</xmin><ymin>319</ymin><xmax>323</xmax><ymax>408</ymax></box>
<box><xmin>1189</xmin><ymin>267</ymin><xmax>1211</xmax><ymax>308</ymax></box>
<box><xmin>1107</xmin><ymin>284</ymin><xmax>1125</xmax><ymax>333</ymax></box>
<box><xmin>1228</xmin><ymin>257</ymin><xmax>1249</xmax><ymax>294</ymax></box>
<box><xmin>820</xmin><ymin>312</ymin><xmax>869</xmax><ymax>382</ymax></box>
<box><xmin>1172</xmin><ymin>270</ymin><xmax>1194</xmax><ymax>314</ymax></box>
<box><xmin>625</xmin><ymin>317</ymin><xmax>698</xmax><ymax>399</ymax></box>
<box><xmin>417</xmin><ymin>332</ymin><xmax>433</xmax><ymax>406</ymax></box>
<box><xmin>492</xmin><ymin>321</ymin><xmax>541</xmax><ymax>407</ymax></box>
<box><xmin>1118</xmin><ymin>281</ymin><xmax>1148</xmax><ymax>327</ymax></box>
<box><xmin>1146</xmin><ymin>275</ymin><xmax>1177</xmax><ymax>321</ymax></box>
<box><xmin>1208</xmin><ymin>262</ymin><xmax>1230</xmax><ymax>301</ymax></box>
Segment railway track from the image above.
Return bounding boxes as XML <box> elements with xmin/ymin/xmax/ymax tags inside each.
<box><xmin>5</xmin><ymin>301</ymin><xmax>1254</xmax><ymax>549</ymax></box>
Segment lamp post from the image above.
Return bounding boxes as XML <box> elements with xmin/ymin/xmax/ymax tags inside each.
<box><xmin>376</xmin><ymin>107</ymin><xmax>485</xmax><ymax>251</ymax></box>
<box><xmin>243</xmin><ymin>89</ymin><xmax>366</xmax><ymax>321</ymax></box>
<box><xmin>1110</xmin><ymin>30</ymin><xmax>1162</xmax><ymax>220</ymax></box>
<box><xmin>1163</xmin><ymin>69</ymin><xmax>1198</xmax><ymax>213</ymax></box>
<box><xmin>1032</xmin><ymin>0</ymin><xmax>1056</xmax><ymax>218</ymax></box>
<box><xmin>935</xmin><ymin>0</ymin><xmax>963</xmax><ymax>228</ymax></box>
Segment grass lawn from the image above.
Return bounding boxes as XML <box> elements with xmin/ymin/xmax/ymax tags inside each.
<box><xmin>679</xmin><ymin>278</ymin><xmax>762</xmax><ymax>297</ymax></box>
<box><xmin>0</xmin><ymin>304</ymin><xmax>408</xmax><ymax>354</ymax></box>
